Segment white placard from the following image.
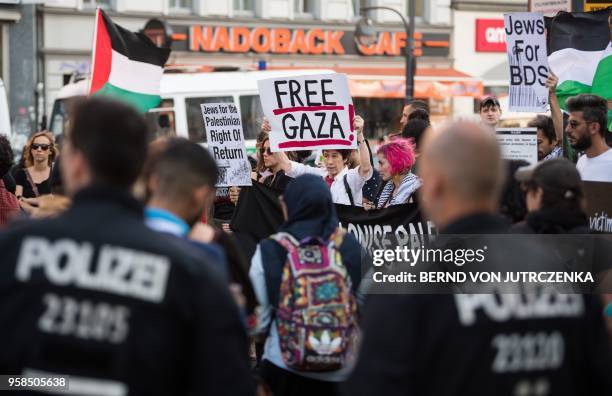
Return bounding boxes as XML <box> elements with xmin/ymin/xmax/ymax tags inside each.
<box><xmin>257</xmin><ymin>73</ymin><xmax>356</xmax><ymax>152</ymax></box>
<box><xmin>496</xmin><ymin>128</ymin><xmax>538</xmax><ymax>165</ymax></box>
<box><xmin>504</xmin><ymin>12</ymin><xmax>550</xmax><ymax>112</ymax></box>
<box><xmin>529</xmin><ymin>0</ymin><xmax>571</xmax><ymax>16</ymax></box>
<box><xmin>200</xmin><ymin>103</ymin><xmax>252</xmax><ymax>187</ymax></box>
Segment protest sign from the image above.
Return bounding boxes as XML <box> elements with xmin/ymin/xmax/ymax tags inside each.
<box><xmin>528</xmin><ymin>0</ymin><xmax>571</xmax><ymax>16</ymax></box>
<box><xmin>496</xmin><ymin>128</ymin><xmax>538</xmax><ymax>165</ymax></box>
<box><xmin>257</xmin><ymin>73</ymin><xmax>356</xmax><ymax>151</ymax></box>
<box><xmin>200</xmin><ymin>102</ymin><xmax>252</xmax><ymax>187</ymax></box>
<box><xmin>504</xmin><ymin>12</ymin><xmax>550</xmax><ymax>112</ymax></box>
<box><xmin>583</xmin><ymin>181</ymin><xmax>612</xmax><ymax>233</ymax></box>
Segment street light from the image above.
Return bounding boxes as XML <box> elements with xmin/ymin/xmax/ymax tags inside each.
<box><xmin>354</xmin><ymin>3</ymin><xmax>416</xmax><ymax>103</ymax></box>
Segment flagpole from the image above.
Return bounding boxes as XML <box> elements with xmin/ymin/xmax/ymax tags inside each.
<box><xmin>88</xmin><ymin>7</ymin><xmax>101</xmax><ymax>95</ymax></box>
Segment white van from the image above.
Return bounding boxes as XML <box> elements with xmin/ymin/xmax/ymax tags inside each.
<box><xmin>49</xmin><ymin>69</ymin><xmax>334</xmax><ymax>155</ymax></box>
<box><xmin>0</xmin><ymin>79</ymin><xmax>11</xmax><ymax>137</ymax></box>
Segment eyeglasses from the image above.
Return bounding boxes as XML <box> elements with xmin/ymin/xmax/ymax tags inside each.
<box><xmin>568</xmin><ymin>120</ymin><xmax>595</xmax><ymax>129</ymax></box>
<box><xmin>31</xmin><ymin>143</ymin><xmax>50</xmax><ymax>151</ymax></box>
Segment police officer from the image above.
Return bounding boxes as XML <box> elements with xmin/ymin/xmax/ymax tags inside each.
<box><xmin>344</xmin><ymin>121</ymin><xmax>612</xmax><ymax>396</ymax></box>
<box><xmin>0</xmin><ymin>97</ymin><xmax>254</xmax><ymax>395</ymax></box>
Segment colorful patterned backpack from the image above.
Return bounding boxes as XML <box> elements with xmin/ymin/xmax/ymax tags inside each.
<box><xmin>271</xmin><ymin>228</ymin><xmax>358</xmax><ymax>372</ymax></box>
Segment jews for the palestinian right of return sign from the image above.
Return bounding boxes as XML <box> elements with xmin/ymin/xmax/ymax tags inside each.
<box><xmin>200</xmin><ymin>102</ymin><xmax>252</xmax><ymax>187</ymax></box>
<box><xmin>258</xmin><ymin>73</ymin><xmax>356</xmax><ymax>152</ymax></box>
<box><xmin>504</xmin><ymin>12</ymin><xmax>550</xmax><ymax>112</ymax></box>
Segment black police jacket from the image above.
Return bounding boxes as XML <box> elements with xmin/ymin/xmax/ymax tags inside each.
<box><xmin>0</xmin><ymin>186</ymin><xmax>255</xmax><ymax>395</ymax></box>
<box><xmin>344</xmin><ymin>213</ymin><xmax>612</xmax><ymax>396</ymax></box>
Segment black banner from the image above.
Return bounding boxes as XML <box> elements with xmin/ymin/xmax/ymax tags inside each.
<box><xmin>583</xmin><ymin>181</ymin><xmax>612</xmax><ymax>233</ymax></box>
<box><xmin>229</xmin><ymin>181</ymin><xmax>436</xmax><ymax>261</ymax></box>
<box><xmin>336</xmin><ymin>204</ymin><xmax>436</xmax><ymax>256</ymax></box>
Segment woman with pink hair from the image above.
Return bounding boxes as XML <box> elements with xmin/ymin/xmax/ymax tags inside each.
<box><xmin>374</xmin><ymin>138</ymin><xmax>421</xmax><ymax>208</ymax></box>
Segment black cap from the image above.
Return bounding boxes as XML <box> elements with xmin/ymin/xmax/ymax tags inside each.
<box><xmin>479</xmin><ymin>96</ymin><xmax>501</xmax><ymax>110</ymax></box>
<box><xmin>515</xmin><ymin>158</ymin><xmax>582</xmax><ymax>199</ymax></box>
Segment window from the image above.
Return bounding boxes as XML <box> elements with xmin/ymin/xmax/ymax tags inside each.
<box><xmin>82</xmin><ymin>0</ymin><xmax>112</xmax><ymax>9</ymax></box>
<box><xmin>294</xmin><ymin>0</ymin><xmax>314</xmax><ymax>16</ymax></box>
<box><xmin>406</xmin><ymin>0</ymin><xmax>424</xmax><ymax>17</ymax></box>
<box><xmin>169</xmin><ymin>0</ymin><xmax>192</xmax><ymax>12</ymax></box>
<box><xmin>185</xmin><ymin>96</ymin><xmax>234</xmax><ymax>143</ymax></box>
<box><xmin>238</xmin><ymin>95</ymin><xmax>264</xmax><ymax>141</ymax></box>
<box><xmin>145</xmin><ymin>99</ymin><xmax>176</xmax><ymax>141</ymax></box>
<box><xmin>233</xmin><ymin>0</ymin><xmax>254</xmax><ymax>12</ymax></box>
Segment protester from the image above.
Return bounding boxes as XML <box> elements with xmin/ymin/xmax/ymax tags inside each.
<box><xmin>368</xmin><ymin>138</ymin><xmax>420</xmax><ymax>209</ymax></box>
<box><xmin>276</xmin><ymin>116</ymin><xmax>373</xmax><ymax>206</ymax></box>
<box><xmin>401</xmin><ymin>118</ymin><xmax>430</xmax><ymax>174</ymax></box>
<box><xmin>250</xmin><ymin>174</ymin><xmax>362</xmax><ymax>396</ymax></box>
<box><xmin>145</xmin><ymin>137</ymin><xmax>259</xmax><ymax>325</ymax></box>
<box><xmin>478</xmin><ymin>96</ymin><xmax>502</xmax><ymax>131</ymax></box>
<box><xmin>512</xmin><ymin>159</ymin><xmax>589</xmax><ymax>233</ymax></box>
<box><xmin>399</xmin><ymin>99</ymin><xmax>429</xmax><ymax>131</ymax></box>
<box><xmin>498</xmin><ymin>159</ymin><xmax>529</xmax><ymax>224</ymax></box>
<box><xmin>344</xmin><ymin>121</ymin><xmax>612</xmax><ymax>396</ymax></box>
<box><xmin>530</xmin><ymin>71</ymin><xmax>564</xmax><ymax>161</ymax></box>
<box><xmin>145</xmin><ymin>138</ymin><xmax>224</xmax><ymax>262</ymax></box>
<box><xmin>407</xmin><ymin>107</ymin><xmax>430</xmax><ymax>124</ymax></box>
<box><xmin>566</xmin><ymin>94</ymin><xmax>612</xmax><ymax>182</ymax></box>
<box><xmin>0</xmin><ymin>97</ymin><xmax>255</xmax><ymax>395</ymax></box>
<box><xmin>14</xmin><ymin>130</ymin><xmax>58</xmax><ymax>199</ymax></box>
<box><xmin>0</xmin><ymin>135</ymin><xmax>19</xmax><ymax>228</ymax></box>
<box><xmin>256</xmin><ymin>133</ymin><xmax>293</xmax><ymax>190</ymax></box>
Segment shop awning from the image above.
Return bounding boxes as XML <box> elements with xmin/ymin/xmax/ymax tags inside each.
<box><xmin>333</xmin><ymin>67</ymin><xmax>484</xmax><ymax>99</ymax></box>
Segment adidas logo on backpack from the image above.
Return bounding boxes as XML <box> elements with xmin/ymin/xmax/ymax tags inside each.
<box><xmin>271</xmin><ymin>228</ymin><xmax>358</xmax><ymax>372</ymax></box>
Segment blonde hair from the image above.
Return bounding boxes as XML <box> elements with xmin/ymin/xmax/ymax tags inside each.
<box><xmin>24</xmin><ymin>131</ymin><xmax>58</xmax><ymax>168</ymax></box>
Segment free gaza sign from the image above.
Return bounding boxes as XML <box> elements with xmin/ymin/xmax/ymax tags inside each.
<box><xmin>258</xmin><ymin>73</ymin><xmax>356</xmax><ymax>151</ymax></box>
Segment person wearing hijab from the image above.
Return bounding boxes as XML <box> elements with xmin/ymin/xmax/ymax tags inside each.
<box><xmin>249</xmin><ymin>174</ymin><xmax>362</xmax><ymax>396</ymax></box>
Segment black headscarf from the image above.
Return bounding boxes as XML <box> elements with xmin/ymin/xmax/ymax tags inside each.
<box><xmin>278</xmin><ymin>174</ymin><xmax>339</xmax><ymax>241</ymax></box>
<box><xmin>260</xmin><ymin>174</ymin><xmax>347</xmax><ymax>306</ymax></box>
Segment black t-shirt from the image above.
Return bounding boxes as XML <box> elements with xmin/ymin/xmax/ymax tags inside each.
<box><xmin>14</xmin><ymin>167</ymin><xmax>52</xmax><ymax>197</ymax></box>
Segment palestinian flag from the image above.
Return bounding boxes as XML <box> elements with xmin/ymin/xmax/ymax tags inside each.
<box><xmin>547</xmin><ymin>8</ymin><xmax>612</xmax><ymax>130</ymax></box>
<box><xmin>89</xmin><ymin>9</ymin><xmax>170</xmax><ymax>112</ymax></box>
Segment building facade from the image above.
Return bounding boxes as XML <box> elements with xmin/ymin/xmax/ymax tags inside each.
<box><xmin>40</xmin><ymin>0</ymin><xmax>488</xmax><ymax>137</ymax></box>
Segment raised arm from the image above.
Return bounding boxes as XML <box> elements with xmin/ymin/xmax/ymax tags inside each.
<box><xmin>355</xmin><ymin>115</ymin><xmax>372</xmax><ymax>178</ymax></box>
<box><xmin>546</xmin><ymin>70</ymin><xmax>563</xmax><ymax>144</ymax></box>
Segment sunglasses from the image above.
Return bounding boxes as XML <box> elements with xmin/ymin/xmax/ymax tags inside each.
<box><xmin>260</xmin><ymin>147</ymin><xmax>272</xmax><ymax>155</ymax></box>
<box><xmin>31</xmin><ymin>144</ymin><xmax>50</xmax><ymax>151</ymax></box>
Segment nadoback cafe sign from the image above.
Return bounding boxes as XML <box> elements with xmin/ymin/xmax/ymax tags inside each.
<box><xmin>168</xmin><ymin>24</ymin><xmax>450</xmax><ymax>58</ymax></box>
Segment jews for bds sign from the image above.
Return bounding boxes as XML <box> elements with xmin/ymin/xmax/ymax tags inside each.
<box><xmin>258</xmin><ymin>73</ymin><xmax>355</xmax><ymax>151</ymax></box>
<box><xmin>503</xmin><ymin>12</ymin><xmax>550</xmax><ymax>112</ymax></box>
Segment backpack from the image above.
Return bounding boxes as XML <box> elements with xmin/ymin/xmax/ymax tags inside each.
<box><xmin>270</xmin><ymin>228</ymin><xmax>358</xmax><ymax>372</ymax></box>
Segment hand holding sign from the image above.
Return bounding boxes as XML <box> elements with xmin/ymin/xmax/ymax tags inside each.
<box><xmin>258</xmin><ymin>73</ymin><xmax>356</xmax><ymax>151</ymax></box>
<box><xmin>545</xmin><ymin>70</ymin><xmax>558</xmax><ymax>94</ymax></box>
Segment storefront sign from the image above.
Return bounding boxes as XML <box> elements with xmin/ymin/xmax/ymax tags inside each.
<box><xmin>504</xmin><ymin>12</ymin><xmax>550</xmax><ymax>112</ymax></box>
<box><xmin>529</xmin><ymin>0</ymin><xmax>571</xmax><ymax>16</ymax></box>
<box><xmin>583</xmin><ymin>1</ymin><xmax>612</xmax><ymax>12</ymax></box>
<box><xmin>475</xmin><ymin>19</ymin><xmax>506</xmax><ymax>52</ymax></box>
<box><xmin>258</xmin><ymin>73</ymin><xmax>355</xmax><ymax>151</ymax></box>
<box><xmin>168</xmin><ymin>24</ymin><xmax>450</xmax><ymax>58</ymax></box>
<box><xmin>496</xmin><ymin>128</ymin><xmax>538</xmax><ymax>165</ymax></box>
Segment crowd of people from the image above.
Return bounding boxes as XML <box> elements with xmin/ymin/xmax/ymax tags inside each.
<box><xmin>0</xmin><ymin>68</ymin><xmax>611</xmax><ymax>395</ymax></box>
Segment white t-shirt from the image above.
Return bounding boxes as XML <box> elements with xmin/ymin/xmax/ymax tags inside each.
<box><xmin>576</xmin><ymin>149</ymin><xmax>612</xmax><ymax>182</ymax></box>
<box><xmin>287</xmin><ymin>161</ymin><xmax>373</xmax><ymax>206</ymax></box>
